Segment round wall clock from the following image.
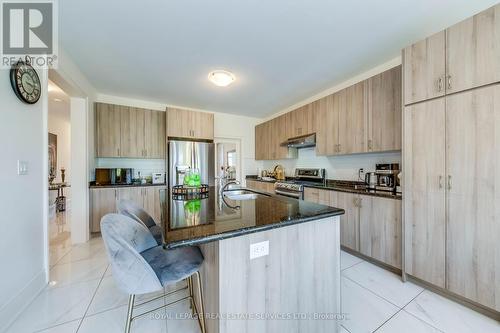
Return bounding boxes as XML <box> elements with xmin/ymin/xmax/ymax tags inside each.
<box><xmin>10</xmin><ymin>59</ymin><xmax>41</xmax><ymax>104</ymax></box>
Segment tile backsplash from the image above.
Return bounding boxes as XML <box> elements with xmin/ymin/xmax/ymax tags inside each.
<box><xmin>95</xmin><ymin>158</ymin><xmax>166</xmax><ymax>180</ymax></box>
<box><xmin>261</xmin><ymin>147</ymin><xmax>401</xmax><ymax>181</ymax></box>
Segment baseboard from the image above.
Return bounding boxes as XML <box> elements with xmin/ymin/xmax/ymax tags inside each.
<box><xmin>0</xmin><ymin>269</ymin><xmax>47</xmax><ymax>332</ymax></box>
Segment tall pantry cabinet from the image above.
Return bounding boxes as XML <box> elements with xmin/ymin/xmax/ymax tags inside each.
<box><xmin>403</xmin><ymin>3</ymin><xmax>500</xmax><ymax>312</ymax></box>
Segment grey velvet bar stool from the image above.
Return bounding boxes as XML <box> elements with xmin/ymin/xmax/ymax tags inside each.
<box><xmin>116</xmin><ymin>199</ymin><xmax>163</xmax><ymax>245</ymax></box>
<box><xmin>100</xmin><ymin>213</ymin><xmax>207</xmax><ymax>333</ymax></box>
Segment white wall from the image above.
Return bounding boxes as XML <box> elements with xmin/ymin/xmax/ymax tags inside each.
<box><xmin>0</xmin><ymin>67</ymin><xmax>48</xmax><ymax>331</ymax></box>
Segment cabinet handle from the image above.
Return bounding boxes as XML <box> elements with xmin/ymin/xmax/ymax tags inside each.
<box><xmin>437</xmin><ymin>77</ymin><xmax>443</xmax><ymax>92</ymax></box>
<box><xmin>117</xmin><ymin>148</ymin><xmax>120</xmax><ymax>156</ymax></box>
<box><xmin>358</xmin><ymin>197</ymin><xmax>362</xmax><ymax>208</ymax></box>
<box><xmin>144</xmin><ymin>149</ymin><xmax>147</xmax><ymax>157</ymax></box>
<box><xmin>368</xmin><ymin>139</ymin><xmax>372</xmax><ymax>150</ymax></box>
<box><xmin>447</xmin><ymin>175</ymin><xmax>452</xmax><ymax>190</ymax></box>
<box><xmin>447</xmin><ymin>75</ymin><xmax>452</xmax><ymax>90</ymax></box>
<box><xmin>438</xmin><ymin>175</ymin><xmax>443</xmax><ymax>189</ymax></box>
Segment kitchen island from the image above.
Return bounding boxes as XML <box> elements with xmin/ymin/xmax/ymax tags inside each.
<box><xmin>160</xmin><ymin>187</ymin><xmax>345</xmax><ymax>333</ymax></box>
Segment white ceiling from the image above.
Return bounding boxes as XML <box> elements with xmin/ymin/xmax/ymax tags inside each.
<box><xmin>59</xmin><ymin>0</ymin><xmax>499</xmax><ymax>117</ymax></box>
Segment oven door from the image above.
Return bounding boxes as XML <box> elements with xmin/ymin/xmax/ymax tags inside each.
<box><xmin>274</xmin><ymin>188</ymin><xmax>303</xmax><ymax>199</ymax></box>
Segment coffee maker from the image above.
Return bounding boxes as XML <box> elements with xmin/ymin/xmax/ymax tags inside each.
<box><xmin>374</xmin><ymin>163</ymin><xmax>400</xmax><ymax>193</ymax></box>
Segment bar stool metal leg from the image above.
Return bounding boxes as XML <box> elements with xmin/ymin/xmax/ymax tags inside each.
<box><xmin>125</xmin><ymin>294</ymin><xmax>135</xmax><ymax>333</ymax></box>
<box><xmin>193</xmin><ymin>271</ymin><xmax>207</xmax><ymax>333</ymax></box>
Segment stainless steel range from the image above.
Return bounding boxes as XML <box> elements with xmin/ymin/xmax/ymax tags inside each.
<box><xmin>274</xmin><ymin>168</ymin><xmax>326</xmax><ymax>199</ymax></box>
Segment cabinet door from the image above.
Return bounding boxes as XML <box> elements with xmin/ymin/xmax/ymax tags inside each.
<box><xmin>446</xmin><ymin>5</ymin><xmax>500</xmax><ymax>94</ymax></box>
<box><xmin>143</xmin><ymin>186</ymin><xmax>165</xmax><ymax>224</ymax></box>
<box><xmin>246</xmin><ymin>180</ymin><xmax>259</xmax><ymax>191</ymax></box>
<box><xmin>286</xmin><ymin>105</ymin><xmax>314</xmax><ymax>138</ymax></box>
<box><xmin>304</xmin><ymin>187</ymin><xmax>332</xmax><ymax>205</ymax></box>
<box><xmin>120</xmin><ymin>106</ymin><xmax>145</xmax><ymax>158</ymax></box>
<box><xmin>403</xmin><ymin>31</ymin><xmax>446</xmax><ymax>105</ymax></box>
<box><xmin>359</xmin><ymin>196</ymin><xmax>402</xmax><ymax>269</ymax></box>
<box><xmin>314</xmin><ymin>95</ymin><xmax>338</xmax><ymax>156</ymax></box>
<box><xmin>367</xmin><ymin>66</ymin><xmax>402</xmax><ymax>152</ymax></box>
<box><xmin>96</xmin><ymin>103</ymin><xmax>121</xmax><ymax>157</ymax></box>
<box><xmin>90</xmin><ymin>188</ymin><xmax>117</xmax><ymax>232</ymax></box>
<box><xmin>338</xmin><ymin>82</ymin><xmax>366</xmax><ymax>154</ymax></box>
<box><xmin>333</xmin><ymin>192</ymin><xmax>359</xmax><ymax>251</ymax></box>
<box><xmin>144</xmin><ymin>110</ymin><xmax>166</xmax><ymax>158</ymax></box>
<box><xmin>404</xmin><ymin>98</ymin><xmax>446</xmax><ymax>287</ymax></box>
<box><xmin>445</xmin><ymin>85</ymin><xmax>500</xmax><ymax>310</ymax></box>
<box><xmin>255</xmin><ymin>122</ymin><xmax>270</xmax><ymax>160</ymax></box>
<box><xmin>269</xmin><ymin>116</ymin><xmax>288</xmax><ymax>160</ymax></box>
<box><xmin>167</xmin><ymin>107</ymin><xmax>192</xmax><ymax>138</ymax></box>
<box><xmin>117</xmin><ymin>187</ymin><xmax>144</xmax><ymax>208</ymax></box>
<box><xmin>193</xmin><ymin>111</ymin><xmax>214</xmax><ymax>140</ymax></box>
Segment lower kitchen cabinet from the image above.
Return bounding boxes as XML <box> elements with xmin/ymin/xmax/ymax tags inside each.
<box><xmin>90</xmin><ymin>185</ymin><xmax>166</xmax><ymax>233</ymax></box>
<box><xmin>304</xmin><ymin>187</ymin><xmax>402</xmax><ymax>268</ymax></box>
<box><xmin>245</xmin><ymin>179</ymin><xmax>276</xmax><ymax>194</ymax></box>
<box><xmin>359</xmin><ymin>196</ymin><xmax>402</xmax><ymax>269</ymax></box>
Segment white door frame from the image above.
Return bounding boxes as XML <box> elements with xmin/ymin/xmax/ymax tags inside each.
<box><xmin>44</xmin><ymin>70</ymin><xmax>90</xmax><ymax>279</ymax></box>
<box><xmin>214</xmin><ymin>137</ymin><xmax>242</xmax><ymax>183</ymax></box>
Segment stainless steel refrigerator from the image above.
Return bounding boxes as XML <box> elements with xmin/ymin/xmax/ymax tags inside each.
<box><xmin>168</xmin><ymin>140</ymin><xmax>215</xmax><ymax>187</ymax></box>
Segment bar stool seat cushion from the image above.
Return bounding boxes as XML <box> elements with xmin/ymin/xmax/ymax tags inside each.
<box><xmin>141</xmin><ymin>246</ymin><xmax>204</xmax><ymax>286</ymax></box>
<box><xmin>149</xmin><ymin>225</ymin><xmax>163</xmax><ymax>245</ymax></box>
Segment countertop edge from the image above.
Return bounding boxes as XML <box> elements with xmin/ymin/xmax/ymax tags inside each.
<box><xmin>89</xmin><ymin>183</ymin><xmax>167</xmax><ymax>189</ymax></box>
<box><xmin>245</xmin><ymin>176</ymin><xmax>401</xmax><ymax>200</ymax></box>
<box><xmin>164</xmin><ymin>209</ymin><xmax>345</xmax><ymax>249</ymax></box>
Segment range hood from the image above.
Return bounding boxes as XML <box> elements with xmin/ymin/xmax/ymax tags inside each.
<box><xmin>281</xmin><ymin>133</ymin><xmax>316</xmax><ymax>148</ymax></box>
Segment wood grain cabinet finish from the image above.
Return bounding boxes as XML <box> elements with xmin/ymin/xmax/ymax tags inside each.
<box><xmin>90</xmin><ymin>185</ymin><xmax>167</xmax><ymax>233</ymax></box>
<box><xmin>403</xmin><ymin>31</ymin><xmax>446</xmax><ymax>105</ymax></box>
<box><xmin>245</xmin><ymin>180</ymin><xmax>275</xmax><ymax>194</ymax></box>
<box><xmin>445</xmin><ymin>85</ymin><xmax>500</xmax><ymax>311</ymax></box>
<box><xmin>404</xmin><ymin>3</ymin><xmax>500</xmax><ymax>105</ymax></box>
<box><xmin>90</xmin><ymin>188</ymin><xmax>117</xmax><ymax>233</ymax></box>
<box><xmin>403</xmin><ymin>98</ymin><xmax>446</xmax><ymax>288</ymax></box>
<box><xmin>446</xmin><ymin>5</ymin><xmax>500</xmax><ymax>94</ymax></box>
<box><xmin>359</xmin><ymin>196</ymin><xmax>402</xmax><ymax>269</ymax></box>
<box><xmin>166</xmin><ymin>107</ymin><xmax>214</xmax><ymax>140</ymax></box>
<box><xmin>96</xmin><ymin>103</ymin><xmax>121</xmax><ymax>157</ymax></box>
<box><xmin>96</xmin><ymin>103</ymin><xmax>165</xmax><ymax>158</ymax></box>
<box><xmin>366</xmin><ymin>66</ymin><xmax>402</xmax><ymax>152</ymax></box>
<box><xmin>338</xmin><ymin>82</ymin><xmax>367</xmax><ymax>154</ymax></box>
<box><xmin>254</xmin><ymin>122</ymin><xmax>269</xmax><ymax>161</ymax></box>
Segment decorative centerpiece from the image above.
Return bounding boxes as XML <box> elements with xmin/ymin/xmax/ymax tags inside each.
<box><xmin>171</xmin><ymin>168</ymin><xmax>209</xmax><ymax>200</ymax></box>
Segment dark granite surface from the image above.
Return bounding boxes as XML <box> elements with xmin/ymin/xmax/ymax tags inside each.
<box><xmin>89</xmin><ymin>182</ymin><xmax>167</xmax><ymax>189</ymax></box>
<box><xmin>245</xmin><ymin>176</ymin><xmax>401</xmax><ymax>200</ymax></box>
<box><xmin>160</xmin><ymin>186</ymin><xmax>344</xmax><ymax>249</ymax></box>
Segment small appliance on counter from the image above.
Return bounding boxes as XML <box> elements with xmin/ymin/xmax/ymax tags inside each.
<box><xmin>365</xmin><ymin>172</ymin><xmax>378</xmax><ymax>190</ymax></box>
<box><xmin>152</xmin><ymin>172</ymin><xmax>165</xmax><ymax>184</ymax></box>
<box><xmin>95</xmin><ymin>168</ymin><xmax>133</xmax><ymax>185</ymax></box>
<box><xmin>375</xmin><ymin>163</ymin><xmax>400</xmax><ymax>193</ymax></box>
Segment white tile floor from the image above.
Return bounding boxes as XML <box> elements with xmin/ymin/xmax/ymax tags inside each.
<box><xmin>6</xmin><ymin>238</ymin><xmax>500</xmax><ymax>333</ymax></box>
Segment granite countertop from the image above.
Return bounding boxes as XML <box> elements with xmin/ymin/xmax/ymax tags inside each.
<box><xmin>89</xmin><ymin>182</ymin><xmax>167</xmax><ymax>189</ymax></box>
<box><xmin>161</xmin><ymin>186</ymin><xmax>344</xmax><ymax>249</ymax></box>
<box><xmin>245</xmin><ymin>175</ymin><xmax>401</xmax><ymax>200</ymax></box>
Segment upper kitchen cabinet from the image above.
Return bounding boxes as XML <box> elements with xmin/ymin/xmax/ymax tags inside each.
<box><xmin>166</xmin><ymin>107</ymin><xmax>214</xmax><ymax>140</ymax></box>
<box><xmin>315</xmin><ymin>94</ymin><xmax>338</xmax><ymax>156</ymax></box>
<box><xmin>338</xmin><ymin>82</ymin><xmax>366</xmax><ymax>154</ymax></box>
<box><xmin>144</xmin><ymin>110</ymin><xmax>166</xmax><ymax>158</ymax></box>
<box><xmin>120</xmin><ymin>106</ymin><xmax>145</xmax><ymax>157</ymax></box>
<box><xmin>270</xmin><ymin>115</ymin><xmax>290</xmax><ymax>159</ymax></box>
<box><xmin>404</xmin><ymin>3</ymin><xmax>500</xmax><ymax>105</ymax></box>
<box><xmin>366</xmin><ymin>66</ymin><xmax>402</xmax><ymax>152</ymax></box>
<box><xmin>96</xmin><ymin>103</ymin><xmax>166</xmax><ymax>158</ymax></box>
<box><xmin>255</xmin><ymin>122</ymin><xmax>269</xmax><ymax>160</ymax></box>
<box><xmin>403</xmin><ymin>31</ymin><xmax>446</xmax><ymax>105</ymax></box>
<box><xmin>446</xmin><ymin>5</ymin><xmax>500</xmax><ymax>95</ymax></box>
<box><xmin>96</xmin><ymin>103</ymin><xmax>121</xmax><ymax>157</ymax></box>
<box><xmin>286</xmin><ymin>104</ymin><xmax>316</xmax><ymax>138</ymax></box>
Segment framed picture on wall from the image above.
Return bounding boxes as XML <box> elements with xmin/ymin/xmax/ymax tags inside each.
<box><xmin>48</xmin><ymin>133</ymin><xmax>57</xmax><ymax>183</ymax></box>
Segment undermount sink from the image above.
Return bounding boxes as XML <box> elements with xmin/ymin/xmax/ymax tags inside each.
<box><xmin>223</xmin><ymin>188</ymin><xmax>269</xmax><ymax>201</ymax></box>
<box><xmin>224</xmin><ymin>193</ymin><xmax>260</xmax><ymax>200</ymax></box>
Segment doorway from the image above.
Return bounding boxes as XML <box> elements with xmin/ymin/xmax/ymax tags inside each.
<box><xmin>214</xmin><ymin>138</ymin><xmax>242</xmax><ymax>183</ymax></box>
<box><xmin>47</xmin><ymin>80</ymin><xmax>72</xmax><ymax>266</ymax></box>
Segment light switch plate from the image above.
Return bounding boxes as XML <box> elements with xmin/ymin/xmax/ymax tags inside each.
<box><xmin>17</xmin><ymin>160</ymin><xmax>28</xmax><ymax>175</ymax></box>
<box><xmin>250</xmin><ymin>240</ymin><xmax>269</xmax><ymax>260</ymax></box>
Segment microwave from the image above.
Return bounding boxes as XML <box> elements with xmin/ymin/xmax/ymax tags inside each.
<box><xmin>95</xmin><ymin>168</ymin><xmax>133</xmax><ymax>185</ymax></box>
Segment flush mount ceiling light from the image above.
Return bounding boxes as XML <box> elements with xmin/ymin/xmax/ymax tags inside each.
<box><xmin>208</xmin><ymin>70</ymin><xmax>235</xmax><ymax>87</ymax></box>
